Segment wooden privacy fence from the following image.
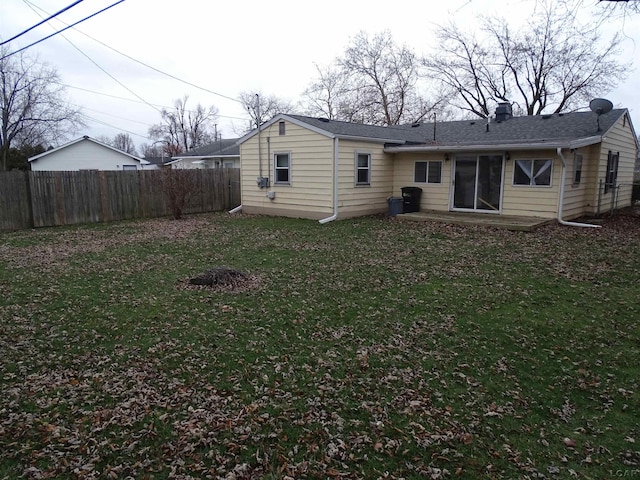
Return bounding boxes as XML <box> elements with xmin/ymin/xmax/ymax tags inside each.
<box><xmin>0</xmin><ymin>169</ymin><xmax>241</xmax><ymax>231</ymax></box>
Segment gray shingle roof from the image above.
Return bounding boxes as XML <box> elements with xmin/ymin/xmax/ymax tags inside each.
<box><xmin>181</xmin><ymin>138</ymin><xmax>240</xmax><ymax>157</ymax></box>
<box><xmin>286</xmin><ymin>110</ymin><xmax>626</xmax><ymax>147</ymax></box>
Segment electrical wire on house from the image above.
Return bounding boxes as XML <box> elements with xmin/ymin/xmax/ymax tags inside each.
<box><xmin>0</xmin><ymin>0</ymin><xmax>126</xmax><ymax>60</ymax></box>
<box><xmin>1</xmin><ymin>0</ymin><xmax>85</xmax><ymax>46</ymax></box>
<box><xmin>23</xmin><ymin>0</ymin><xmax>243</xmax><ymax>105</ymax></box>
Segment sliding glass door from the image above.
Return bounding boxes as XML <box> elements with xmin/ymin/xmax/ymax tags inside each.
<box><xmin>453</xmin><ymin>155</ymin><xmax>504</xmax><ymax>212</ymax></box>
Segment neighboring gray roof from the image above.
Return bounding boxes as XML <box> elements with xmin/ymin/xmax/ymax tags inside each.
<box><xmin>174</xmin><ymin>139</ymin><xmax>240</xmax><ymax>159</ymax></box>
<box><xmin>285</xmin><ymin>110</ymin><xmax>627</xmax><ymax>148</ymax></box>
<box><xmin>143</xmin><ymin>156</ymin><xmax>170</xmax><ymax>166</ymax></box>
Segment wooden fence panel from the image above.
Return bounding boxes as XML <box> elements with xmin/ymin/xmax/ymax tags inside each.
<box><xmin>0</xmin><ymin>171</ymin><xmax>31</xmax><ymax>231</ymax></box>
<box><xmin>0</xmin><ymin>168</ymin><xmax>241</xmax><ymax>232</ymax></box>
<box><xmin>30</xmin><ymin>171</ymin><xmax>58</xmax><ymax>227</ymax></box>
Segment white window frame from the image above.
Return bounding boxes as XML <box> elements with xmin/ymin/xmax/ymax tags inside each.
<box><xmin>122</xmin><ymin>165</ymin><xmax>137</xmax><ymax>171</ymax></box>
<box><xmin>513</xmin><ymin>159</ymin><xmax>553</xmax><ymax>187</ymax></box>
<box><xmin>573</xmin><ymin>153</ymin><xmax>583</xmax><ymax>186</ymax></box>
<box><xmin>604</xmin><ymin>150</ymin><xmax>619</xmax><ymax>194</ymax></box>
<box><xmin>414</xmin><ymin>161</ymin><xmax>442</xmax><ymax>184</ymax></box>
<box><xmin>355</xmin><ymin>152</ymin><xmax>371</xmax><ymax>186</ymax></box>
<box><xmin>274</xmin><ymin>152</ymin><xmax>291</xmax><ymax>185</ymax></box>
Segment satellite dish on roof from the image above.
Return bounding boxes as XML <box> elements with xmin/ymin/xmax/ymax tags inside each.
<box><xmin>589</xmin><ymin>98</ymin><xmax>613</xmax><ymax>132</ymax></box>
<box><xmin>589</xmin><ymin>98</ymin><xmax>613</xmax><ymax>115</ymax></box>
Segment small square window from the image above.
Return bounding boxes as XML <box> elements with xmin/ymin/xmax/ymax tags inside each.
<box><xmin>356</xmin><ymin>153</ymin><xmax>371</xmax><ymax>185</ymax></box>
<box><xmin>414</xmin><ymin>161</ymin><xmax>442</xmax><ymax>183</ymax></box>
<box><xmin>514</xmin><ymin>159</ymin><xmax>552</xmax><ymax>186</ymax></box>
<box><xmin>279</xmin><ymin>121</ymin><xmax>285</xmax><ymax>136</ymax></box>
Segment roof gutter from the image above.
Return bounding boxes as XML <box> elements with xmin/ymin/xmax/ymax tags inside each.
<box><xmin>319</xmin><ymin>137</ymin><xmax>339</xmax><ymax>224</ymax></box>
<box><xmin>384</xmin><ymin>137</ymin><xmax>603</xmax><ymax>154</ymax></box>
<box><xmin>556</xmin><ymin>147</ymin><xmax>600</xmax><ymax>228</ymax></box>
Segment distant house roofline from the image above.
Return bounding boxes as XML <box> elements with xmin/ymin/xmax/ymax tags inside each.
<box><xmin>28</xmin><ymin>135</ymin><xmax>148</xmax><ymax>164</ymax></box>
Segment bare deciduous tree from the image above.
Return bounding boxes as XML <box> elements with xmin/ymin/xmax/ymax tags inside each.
<box><xmin>238</xmin><ymin>91</ymin><xmax>294</xmax><ymax>130</ymax></box>
<box><xmin>425</xmin><ymin>1</ymin><xmax>627</xmax><ymax>118</ymax></box>
<box><xmin>98</xmin><ymin>133</ymin><xmax>137</xmax><ymax>155</ymax></box>
<box><xmin>161</xmin><ymin>168</ymin><xmax>197</xmax><ymax>220</ymax></box>
<box><xmin>302</xmin><ymin>31</ymin><xmax>443</xmax><ymax>126</ymax></box>
<box><xmin>0</xmin><ymin>46</ymin><xmax>83</xmax><ymax>171</ymax></box>
<box><xmin>302</xmin><ymin>63</ymin><xmax>353</xmax><ymax>121</ymax></box>
<box><xmin>111</xmin><ymin>133</ymin><xmax>137</xmax><ymax>155</ymax></box>
<box><xmin>149</xmin><ymin>96</ymin><xmax>218</xmax><ymax>154</ymax></box>
<box><xmin>139</xmin><ymin>142</ymin><xmax>164</xmax><ymax>159</ymax></box>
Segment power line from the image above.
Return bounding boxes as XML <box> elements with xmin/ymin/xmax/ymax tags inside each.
<box><xmin>58</xmin><ymin>82</ymin><xmax>247</xmax><ymax>120</ymax></box>
<box><xmin>1</xmin><ymin>0</ymin><xmax>85</xmax><ymax>46</ymax></box>
<box><xmin>79</xmin><ymin>113</ymin><xmax>153</xmax><ymax>141</ymax></box>
<box><xmin>22</xmin><ymin>0</ymin><xmax>162</xmax><ymax>116</ymax></box>
<box><xmin>23</xmin><ymin>0</ymin><xmax>243</xmax><ymax>105</ymax></box>
<box><xmin>0</xmin><ymin>0</ymin><xmax>126</xmax><ymax>61</ymax></box>
<box><xmin>74</xmin><ymin>104</ymin><xmax>153</xmax><ymax>126</ymax></box>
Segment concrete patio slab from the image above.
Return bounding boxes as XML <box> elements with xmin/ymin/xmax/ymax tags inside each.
<box><xmin>397</xmin><ymin>211</ymin><xmax>553</xmax><ymax>231</ymax></box>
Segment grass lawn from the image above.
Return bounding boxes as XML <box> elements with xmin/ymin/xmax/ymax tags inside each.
<box><xmin>1</xmin><ymin>212</ymin><xmax>639</xmax><ymax>479</ymax></box>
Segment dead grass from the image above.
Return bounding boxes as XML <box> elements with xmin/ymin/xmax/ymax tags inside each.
<box><xmin>1</xmin><ymin>211</ymin><xmax>639</xmax><ymax>479</ymax></box>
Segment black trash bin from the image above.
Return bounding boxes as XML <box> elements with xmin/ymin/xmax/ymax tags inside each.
<box><xmin>401</xmin><ymin>187</ymin><xmax>422</xmax><ymax>213</ymax></box>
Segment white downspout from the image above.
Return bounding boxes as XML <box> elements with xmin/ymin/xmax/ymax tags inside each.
<box><xmin>319</xmin><ymin>137</ymin><xmax>339</xmax><ymax>224</ymax></box>
<box><xmin>228</xmin><ymin>205</ymin><xmax>242</xmax><ymax>214</ymax></box>
<box><xmin>556</xmin><ymin>147</ymin><xmax>601</xmax><ymax>228</ymax></box>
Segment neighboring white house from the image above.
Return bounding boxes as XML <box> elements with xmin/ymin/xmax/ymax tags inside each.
<box><xmin>168</xmin><ymin>138</ymin><xmax>240</xmax><ymax>169</ymax></box>
<box><xmin>29</xmin><ymin>136</ymin><xmax>149</xmax><ymax>171</ymax></box>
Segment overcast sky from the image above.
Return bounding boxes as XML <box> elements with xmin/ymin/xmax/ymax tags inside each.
<box><xmin>1</xmin><ymin>0</ymin><xmax>639</xmax><ymax>150</ymax></box>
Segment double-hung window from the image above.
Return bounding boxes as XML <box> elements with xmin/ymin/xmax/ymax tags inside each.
<box><xmin>274</xmin><ymin>152</ymin><xmax>291</xmax><ymax>185</ymax></box>
<box><xmin>573</xmin><ymin>153</ymin><xmax>583</xmax><ymax>185</ymax></box>
<box><xmin>513</xmin><ymin>159</ymin><xmax>552</xmax><ymax>186</ymax></box>
<box><xmin>414</xmin><ymin>161</ymin><xmax>442</xmax><ymax>184</ymax></box>
<box><xmin>356</xmin><ymin>153</ymin><xmax>371</xmax><ymax>186</ymax></box>
<box><xmin>604</xmin><ymin>150</ymin><xmax>619</xmax><ymax>194</ymax></box>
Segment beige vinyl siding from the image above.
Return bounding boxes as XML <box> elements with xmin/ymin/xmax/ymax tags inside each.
<box><xmin>240</xmin><ymin>121</ymin><xmax>334</xmax><ymax>218</ymax></box>
<box><xmin>337</xmin><ymin>140</ymin><xmax>393</xmax><ymax>218</ymax></box>
<box><xmin>561</xmin><ymin>144</ymin><xmax>600</xmax><ymax>219</ymax></box>
<box><xmin>501</xmin><ymin>150</ymin><xmax>561</xmax><ymax>218</ymax></box>
<box><xmin>590</xmin><ymin>113</ymin><xmax>638</xmax><ymax>213</ymax></box>
<box><xmin>392</xmin><ymin>152</ymin><xmax>451</xmax><ymax>211</ymax></box>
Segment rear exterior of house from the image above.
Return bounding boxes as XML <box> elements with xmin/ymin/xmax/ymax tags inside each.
<box><xmin>238</xmin><ymin>109</ymin><xmax>638</xmax><ymax>223</ymax></box>
<box><xmin>29</xmin><ymin>136</ymin><xmax>146</xmax><ymax>171</ymax></box>
<box><xmin>240</xmin><ymin>119</ymin><xmax>394</xmax><ymax>219</ymax></box>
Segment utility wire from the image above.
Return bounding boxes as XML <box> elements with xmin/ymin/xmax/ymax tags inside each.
<box><xmin>22</xmin><ymin>0</ymin><xmax>162</xmax><ymax>115</ymax></box>
<box><xmin>57</xmin><ymin>82</ymin><xmax>247</xmax><ymax>120</ymax></box>
<box><xmin>1</xmin><ymin>0</ymin><xmax>85</xmax><ymax>46</ymax></box>
<box><xmin>0</xmin><ymin>0</ymin><xmax>126</xmax><ymax>60</ymax></box>
<box><xmin>23</xmin><ymin>0</ymin><xmax>242</xmax><ymax>104</ymax></box>
<box><xmin>79</xmin><ymin>113</ymin><xmax>153</xmax><ymax>141</ymax></box>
